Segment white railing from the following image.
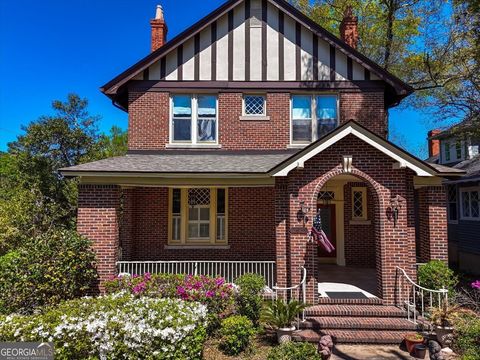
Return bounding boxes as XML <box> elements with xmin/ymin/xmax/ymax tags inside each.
<box><xmin>117</xmin><ymin>260</ymin><xmax>276</xmax><ymax>288</ymax></box>
<box><xmin>272</xmin><ymin>267</ymin><xmax>307</xmax><ymax>322</ymax></box>
<box><xmin>396</xmin><ymin>266</ymin><xmax>448</xmax><ymax>324</ymax></box>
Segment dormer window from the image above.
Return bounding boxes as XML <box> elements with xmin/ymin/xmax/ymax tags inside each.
<box><xmin>171</xmin><ymin>94</ymin><xmax>218</xmax><ymax>144</ymax></box>
<box><xmin>442</xmin><ymin>139</ymin><xmax>465</xmax><ymax>163</ymax></box>
<box><xmin>291</xmin><ymin>95</ymin><xmax>338</xmax><ymax>144</ymax></box>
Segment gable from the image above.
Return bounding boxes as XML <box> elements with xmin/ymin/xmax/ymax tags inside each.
<box><xmin>140</xmin><ymin>0</ymin><xmax>379</xmax><ymax>83</ymax></box>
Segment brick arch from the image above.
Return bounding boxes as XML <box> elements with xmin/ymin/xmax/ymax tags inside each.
<box><xmin>307</xmin><ymin>165</ymin><xmax>387</xmax><ymax>299</ymax></box>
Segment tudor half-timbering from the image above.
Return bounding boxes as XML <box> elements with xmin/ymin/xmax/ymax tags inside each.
<box><xmin>62</xmin><ymin>0</ymin><xmax>463</xmax><ymax>340</ymax></box>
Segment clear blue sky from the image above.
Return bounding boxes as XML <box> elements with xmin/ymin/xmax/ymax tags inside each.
<box><xmin>0</xmin><ymin>0</ymin><xmax>448</xmax><ymax>157</ymax></box>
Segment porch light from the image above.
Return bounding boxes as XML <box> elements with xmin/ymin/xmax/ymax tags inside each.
<box><xmin>298</xmin><ymin>201</ymin><xmax>310</xmax><ymax>227</ymax></box>
<box><xmin>389</xmin><ymin>195</ymin><xmax>403</xmax><ymax>228</ymax></box>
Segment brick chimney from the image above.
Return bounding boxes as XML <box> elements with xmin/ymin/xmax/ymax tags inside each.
<box><xmin>339</xmin><ymin>6</ymin><xmax>358</xmax><ymax>49</ymax></box>
<box><xmin>150</xmin><ymin>5</ymin><xmax>168</xmax><ymax>52</ymax></box>
<box><xmin>428</xmin><ymin>129</ymin><xmax>442</xmax><ymax>157</ymax></box>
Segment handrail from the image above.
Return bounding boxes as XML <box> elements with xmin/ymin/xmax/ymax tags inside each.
<box><xmin>272</xmin><ymin>267</ymin><xmax>307</xmax><ymax>291</ymax></box>
<box><xmin>272</xmin><ymin>267</ymin><xmax>307</xmax><ymax>323</ymax></box>
<box><xmin>396</xmin><ymin>266</ymin><xmax>448</xmax><ymax>324</ymax></box>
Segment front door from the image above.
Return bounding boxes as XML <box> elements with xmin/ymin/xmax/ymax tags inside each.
<box><xmin>317</xmin><ymin>204</ymin><xmax>337</xmax><ymax>258</ymax></box>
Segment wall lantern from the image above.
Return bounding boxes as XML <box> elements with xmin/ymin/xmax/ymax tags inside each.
<box><xmin>389</xmin><ymin>195</ymin><xmax>402</xmax><ymax>228</ymax></box>
<box><xmin>297</xmin><ymin>201</ymin><xmax>311</xmax><ymax>227</ymax></box>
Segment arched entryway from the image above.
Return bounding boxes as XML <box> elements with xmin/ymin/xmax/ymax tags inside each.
<box><xmin>311</xmin><ymin>170</ymin><xmax>383</xmax><ymax>300</ymax></box>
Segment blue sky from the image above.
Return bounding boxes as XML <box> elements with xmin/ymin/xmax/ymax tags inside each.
<box><xmin>0</xmin><ymin>0</ymin><xmax>448</xmax><ymax>157</ymax></box>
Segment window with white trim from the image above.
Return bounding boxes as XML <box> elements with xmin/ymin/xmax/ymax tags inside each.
<box><xmin>171</xmin><ymin>94</ymin><xmax>217</xmax><ymax>144</ymax></box>
<box><xmin>447</xmin><ymin>185</ymin><xmax>458</xmax><ymax>223</ymax></box>
<box><xmin>442</xmin><ymin>139</ymin><xmax>465</xmax><ymax>163</ymax></box>
<box><xmin>291</xmin><ymin>95</ymin><xmax>338</xmax><ymax>144</ymax></box>
<box><xmin>243</xmin><ymin>95</ymin><xmax>266</xmax><ymax>116</ymax></box>
<box><xmin>352</xmin><ymin>187</ymin><xmax>367</xmax><ymax>220</ymax></box>
<box><xmin>460</xmin><ymin>187</ymin><xmax>480</xmax><ymax>221</ymax></box>
<box><xmin>169</xmin><ymin>187</ymin><xmax>228</xmax><ymax>245</ymax></box>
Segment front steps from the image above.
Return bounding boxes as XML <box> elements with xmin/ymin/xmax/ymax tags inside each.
<box><xmin>294</xmin><ymin>304</ymin><xmax>420</xmax><ymax>344</ymax></box>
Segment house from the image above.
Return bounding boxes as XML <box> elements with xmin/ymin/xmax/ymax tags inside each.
<box><xmin>427</xmin><ymin>124</ymin><xmax>480</xmax><ymax>275</ymax></box>
<box><xmin>61</xmin><ymin>0</ymin><xmax>464</xmax><ymax>343</ymax></box>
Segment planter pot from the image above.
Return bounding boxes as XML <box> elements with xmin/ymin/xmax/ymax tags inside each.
<box><xmin>414</xmin><ymin>344</ymin><xmax>427</xmax><ymax>359</ymax></box>
<box><xmin>276</xmin><ymin>326</ymin><xmax>296</xmax><ymax>344</ymax></box>
<box><xmin>404</xmin><ymin>334</ymin><xmax>424</xmax><ymax>354</ymax></box>
<box><xmin>435</xmin><ymin>326</ymin><xmax>454</xmax><ymax>347</ymax></box>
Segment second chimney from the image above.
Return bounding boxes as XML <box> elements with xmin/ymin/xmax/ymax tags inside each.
<box><xmin>428</xmin><ymin>129</ymin><xmax>442</xmax><ymax>158</ymax></box>
<box><xmin>340</xmin><ymin>6</ymin><xmax>358</xmax><ymax>49</ymax></box>
<box><xmin>151</xmin><ymin>5</ymin><xmax>168</xmax><ymax>52</ymax></box>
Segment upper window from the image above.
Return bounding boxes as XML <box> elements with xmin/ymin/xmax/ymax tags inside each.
<box><xmin>460</xmin><ymin>187</ymin><xmax>480</xmax><ymax>221</ymax></box>
<box><xmin>291</xmin><ymin>95</ymin><xmax>338</xmax><ymax>144</ymax></box>
<box><xmin>442</xmin><ymin>139</ymin><xmax>465</xmax><ymax>163</ymax></box>
<box><xmin>447</xmin><ymin>185</ymin><xmax>458</xmax><ymax>223</ymax></box>
<box><xmin>243</xmin><ymin>95</ymin><xmax>266</xmax><ymax>116</ymax></box>
<box><xmin>171</xmin><ymin>95</ymin><xmax>217</xmax><ymax>144</ymax></box>
<box><xmin>351</xmin><ymin>187</ymin><xmax>367</xmax><ymax>221</ymax></box>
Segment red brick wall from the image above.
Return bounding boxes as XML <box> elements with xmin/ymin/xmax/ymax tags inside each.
<box><xmin>77</xmin><ymin>185</ymin><xmax>121</xmax><ymax>293</ymax></box>
<box><xmin>343</xmin><ymin>182</ymin><xmax>375</xmax><ymax>268</ymax></box>
<box><xmin>127</xmin><ymin>91</ymin><xmax>386</xmax><ymax>150</ymax></box>
<box><xmin>418</xmin><ymin>186</ymin><xmax>448</xmax><ymax>262</ymax></box>
<box><xmin>119</xmin><ymin>186</ymin><xmax>276</xmax><ymax>261</ymax></box>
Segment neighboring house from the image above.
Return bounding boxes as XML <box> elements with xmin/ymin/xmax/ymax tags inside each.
<box><xmin>60</xmin><ymin>0</ymin><xmax>464</xmax><ymax>343</ymax></box>
<box><xmin>427</xmin><ymin>125</ymin><xmax>480</xmax><ymax>275</ymax></box>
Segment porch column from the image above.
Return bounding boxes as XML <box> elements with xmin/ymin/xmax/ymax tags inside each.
<box><xmin>275</xmin><ymin>178</ymin><xmax>289</xmax><ymax>290</ymax></box>
<box><xmin>78</xmin><ymin>184</ymin><xmax>121</xmax><ymax>293</ymax></box>
<box><xmin>418</xmin><ymin>186</ymin><xmax>448</xmax><ymax>262</ymax></box>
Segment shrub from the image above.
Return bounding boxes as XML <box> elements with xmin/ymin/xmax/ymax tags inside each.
<box><xmin>418</xmin><ymin>260</ymin><xmax>458</xmax><ymax>293</ymax></box>
<box><xmin>0</xmin><ymin>293</ymin><xmax>207</xmax><ymax>360</ymax></box>
<box><xmin>219</xmin><ymin>315</ymin><xmax>255</xmax><ymax>356</ymax></box>
<box><xmin>261</xmin><ymin>300</ymin><xmax>306</xmax><ymax>329</ymax></box>
<box><xmin>267</xmin><ymin>341</ymin><xmax>321</xmax><ymax>360</ymax></box>
<box><xmin>235</xmin><ymin>273</ymin><xmax>266</xmax><ymax>325</ymax></box>
<box><xmin>453</xmin><ymin>311</ymin><xmax>480</xmax><ymax>360</ymax></box>
<box><xmin>0</xmin><ymin>229</ymin><xmax>97</xmax><ymax>314</ymax></box>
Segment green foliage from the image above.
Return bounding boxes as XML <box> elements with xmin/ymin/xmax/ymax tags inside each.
<box><xmin>453</xmin><ymin>311</ymin><xmax>480</xmax><ymax>360</ymax></box>
<box><xmin>267</xmin><ymin>341</ymin><xmax>321</xmax><ymax>360</ymax></box>
<box><xmin>0</xmin><ymin>293</ymin><xmax>207</xmax><ymax>360</ymax></box>
<box><xmin>219</xmin><ymin>315</ymin><xmax>256</xmax><ymax>356</ymax></box>
<box><xmin>418</xmin><ymin>260</ymin><xmax>458</xmax><ymax>293</ymax></box>
<box><xmin>261</xmin><ymin>300</ymin><xmax>307</xmax><ymax>329</ymax></box>
<box><xmin>0</xmin><ymin>229</ymin><xmax>97</xmax><ymax>314</ymax></box>
<box><xmin>98</xmin><ymin>126</ymin><xmax>128</xmax><ymax>158</ymax></box>
<box><xmin>235</xmin><ymin>273</ymin><xmax>266</xmax><ymax>325</ymax></box>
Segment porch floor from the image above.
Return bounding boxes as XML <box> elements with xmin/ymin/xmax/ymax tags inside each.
<box><xmin>317</xmin><ymin>264</ymin><xmax>378</xmax><ymax>299</ymax></box>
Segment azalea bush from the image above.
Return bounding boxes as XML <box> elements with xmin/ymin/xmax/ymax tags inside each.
<box><xmin>235</xmin><ymin>273</ymin><xmax>266</xmax><ymax>325</ymax></box>
<box><xmin>0</xmin><ymin>293</ymin><xmax>207</xmax><ymax>360</ymax></box>
<box><xmin>219</xmin><ymin>315</ymin><xmax>255</xmax><ymax>356</ymax></box>
<box><xmin>417</xmin><ymin>260</ymin><xmax>458</xmax><ymax>294</ymax></box>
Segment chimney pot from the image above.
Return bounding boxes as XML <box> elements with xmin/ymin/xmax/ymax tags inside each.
<box><xmin>150</xmin><ymin>4</ymin><xmax>168</xmax><ymax>52</ymax></box>
<box><xmin>428</xmin><ymin>129</ymin><xmax>442</xmax><ymax>158</ymax></box>
<box><xmin>340</xmin><ymin>6</ymin><xmax>359</xmax><ymax>49</ymax></box>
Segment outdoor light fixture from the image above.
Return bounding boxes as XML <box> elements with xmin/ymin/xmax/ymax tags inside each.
<box><xmin>343</xmin><ymin>155</ymin><xmax>353</xmax><ymax>173</ymax></box>
<box><xmin>298</xmin><ymin>201</ymin><xmax>311</xmax><ymax>227</ymax></box>
<box><xmin>389</xmin><ymin>195</ymin><xmax>402</xmax><ymax>228</ymax></box>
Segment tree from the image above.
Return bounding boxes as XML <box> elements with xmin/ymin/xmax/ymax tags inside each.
<box><xmin>98</xmin><ymin>126</ymin><xmax>128</xmax><ymax>158</ymax></box>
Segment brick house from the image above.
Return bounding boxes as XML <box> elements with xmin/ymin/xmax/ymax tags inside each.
<box><xmin>61</xmin><ymin>0</ymin><xmax>464</xmax><ymax>340</ymax></box>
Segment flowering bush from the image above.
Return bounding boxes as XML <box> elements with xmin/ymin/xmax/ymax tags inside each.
<box><xmin>105</xmin><ymin>273</ymin><xmax>235</xmax><ymax>331</ymax></box>
<box><xmin>471</xmin><ymin>280</ymin><xmax>480</xmax><ymax>290</ymax></box>
<box><xmin>0</xmin><ymin>293</ymin><xmax>207</xmax><ymax>359</ymax></box>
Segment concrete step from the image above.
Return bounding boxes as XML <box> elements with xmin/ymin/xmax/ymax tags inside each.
<box><xmin>300</xmin><ymin>316</ymin><xmax>417</xmax><ymax>331</ymax></box>
<box><xmin>293</xmin><ymin>329</ymin><xmax>410</xmax><ymax>345</ymax></box>
<box><xmin>305</xmin><ymin>304</ymin><xmax>406</xmax><ymax>318</ymax></box>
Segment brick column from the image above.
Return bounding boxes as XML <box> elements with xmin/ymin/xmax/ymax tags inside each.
<box><xmin>77</xmin><ymin>184</ymin><xmax>121</xmax><ymax>293</ymax></box>
<box><xmin>418</xmin><ymin>186</ymin><xmax>448</xmax><ymax>262</ymax></box>
<box><xmin>275</xmin><ymin>178</ymin><xmax>289</xmax><ymax>291</ymax></box>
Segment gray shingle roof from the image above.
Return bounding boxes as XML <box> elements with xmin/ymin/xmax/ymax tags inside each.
<box><xmin>60</xmin><ymin>150</ymin><xmax>297</xmax><ymax>175</ymax></box>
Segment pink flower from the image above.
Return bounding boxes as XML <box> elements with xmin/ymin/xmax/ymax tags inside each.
<box><xmin>132</xmin><ymin>274</ymin><xmax>139</xmax><ymax>279</ymax></box>
<box><xmin>215</xmin><ymin>278</ymin><xmax>225</xmax><ymax>287</ymax></box>
<box><xmin>144</xmin><ymin>272</ymin><xmax>151</xmax><ymax>281</ymax></box>
<box><xmin>133</xmin><ymin>282</ymin><xmax>146</xmax><ymax>294</ymax></box>
<box><xmin>205</xmin><ymin>290</ymin><xmax>215</xmax><ymax>298</ymax></box>
<box><xmin>471</xmin><ymin>280</ymin><xmax>480</xmax><ymax>290</ymax></box>
<box><xmin>177</xmin><ymin>286</ymin><xmax>186</xmax><ymax>295</ymax></box>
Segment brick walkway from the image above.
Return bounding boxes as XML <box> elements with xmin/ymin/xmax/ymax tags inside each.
<box><xmin>331</xmin><ymin>345</ymin><xmax>421</xmax><ymax>359</ymax></box>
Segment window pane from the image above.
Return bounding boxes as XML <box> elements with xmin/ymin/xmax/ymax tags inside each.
<box><xmin>173</xmin><ymin>119</ymin><xmax>191</xmax><ymax>141</ymax></box>
<box><xmin>317</xmin><ymin>118</ymin><xmax>337</xmax><ymax>139</ymax></box>
<box><xmin>188</xmin><ymin>223</ymin><xmax>198</xmax><ymax>238</ymax></box>
<box><xmin>172</xmin><ymin>217</ymin><xmax>181</xmax><ymax>240</ymax></box>
<box><xmin>244</xmin><ymin>95</ymin><xmax>265</xmax><ymax>115</ymax></box>
<box><xmin>189</xmin><ymin>207</ymin><xmax>198</xmax><ymax>221</ymax></box>
<box><xmin>217</xmin><ymin>189</ymin><xmax>226</xmax><ymax>214</ymax></box>
<box><xmin>292</xmin><ymin>96</ymin><xmax>311</xmax><ymax>119</ymax></box>
<box><xmin>198</xmin><ymin>95</ymin><xmax>216</xmax><ymax>117</ymax></box>
<box><xmin>448</xmin><ymin>186</ymin><xmax>457</xmax><ymax>202</ymax></box>
<box><xmin>471</xmin><ymin>191</ymin><xmax>479</xmax><ymax>217</ymax></box>
<box><xmin>449</xmin><ymin>203</ymin><xmax>457</xmax><ymax>221</ymax></box>
<box><xmin>172</xmin><ymin>189</ymin><xmax>181</xmax><ymax>214</ymax></box>
<box><xmin>200</xmin><ymin>207</ymin><xmax>210</xmax><ymax>221</ymax></box>
<box><xmin>217</xmin><ymin>216</ymin><xmax>225</xmax><ymax>241</ymax></box>
<box><xmin>293</xmin><ymin>119</ymin><xmax>312</xmax><ymax>142</ymax></box>
<box><xmin>173</xmin><ymin>95</ymin><xmax>192</xmax><ymax>117</ymax></box>
<box><xmin>353</xmin><ymin>191</ymin><xmax>364</xmax><ymax>218</ymax></box>
<box><xmin>456</xmin><ymin>142</ymin><xmax>462</xmax><ymax>159</ymax></box>
<box><xmin>462</xmin><ymin>192</ymin><xmax>470</xmax><ymax>217</ymax></box>
<box><xmin>199</xmin><ymin>223</ymin><xmax>210</xmax><ymax>237</ymax></box>
<box><xmin>316</xmin><ymin>96</ymin><xmax>337</xmax><ymax>119</ymax></box>
<box><xmin>445</xmin><ymin>142</ymin><xmax>451</xmax><ymax>161</ymax></box>
<box><xmin>197</xmin><ymin>119</ymin><xmax>216</xmax><ymax>142</ymax></box>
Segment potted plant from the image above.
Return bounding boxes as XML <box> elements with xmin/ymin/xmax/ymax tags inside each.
<box><xmin>429</xmin><ymin>302</ymin><xmax>460</xmax><ymax>347</ymax></box>
<box><xmin>261</xmin><ymin>299</ymin><xmax>306</xmax><ymax>343</ymax></box>
<box><xmin>404</xmin><ymin>332</ymin><xmax>424</xmax><ymax>354</ymax></box>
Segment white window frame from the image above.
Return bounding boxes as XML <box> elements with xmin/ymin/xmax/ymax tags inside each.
<box><xmin>169</xmin><ymin>94</ymin><xmax>219</xmax><ymax>145</ymax></box>
<box><xmin>290</xmin><ymin>94</ymin><xmax>339</xmax><ymax>145</ymax></box>
<box><xmin>447</xmin><ymin>185</ymin><xmax>458</xmax><ymax>224</ymax></box>
<box><xmin>442</xmin><ymin>139</ymin><xmax>466</xmax><ymax>164</ymax></box>
<box><xmin>460</xmin><ymin>187</ymin><xmax>480</xmax><ymax>221</ymax></box>
<box><xmin>351</xmin><ymin>187</ymin><xmax>368</xmax><ymax>221</ymax></box>
<box><xmin>242</xmin><ymin>94</ymin><xmax>266</xmax><ymax>116</ymax></box>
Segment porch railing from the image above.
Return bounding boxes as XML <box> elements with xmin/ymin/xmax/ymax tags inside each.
<box><xmin>396</xmin><ymin>266</ymin><xmax>448</xmax><ymax>324</ymax></box>
<box><xmin>272</xmin><ymin>266</ymin><xmax>307</xmax><ymax>322</ymax></box>
<box><xmin>116</xmin><ymin>260</ymin><xmax>276</xmax><ymax>289</ymax></box>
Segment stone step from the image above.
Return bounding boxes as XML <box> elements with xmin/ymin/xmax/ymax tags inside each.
<box><xmin>300</xmin><ymin>316</ymin><xmax>417</xmax><ymax>331</ymax></box>
<box><xmin>317</xmin><ymin>297</ymin><xmax>383</xmax><ymax>305</ymax></box>
<box><xmin>293</xmin><ymin>329</ymin><xmax>409</xmax><ymax>345</ymax></box>
<box><xmin>305</xmin><ymin>304</ymin><xmax>406</xmax><ymax>318</ymax></box>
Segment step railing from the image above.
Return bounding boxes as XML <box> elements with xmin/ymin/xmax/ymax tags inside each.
<box><xmin>272</xmin><ymin>266</ymin><xmax>307</xmax><ymax>322</ymax></box>
<box><xmin>116</xmin><ymin>260</ymin><xmax>276</xmax><ymax>289</ymax></box>
<box><xmin>396</xmin><ymin>266</ymin><xmax>448</xmax><ymax>324</ymax></box>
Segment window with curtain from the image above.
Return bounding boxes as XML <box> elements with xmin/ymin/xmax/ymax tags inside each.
<box><xmin>291</xmin><ymin>95</ymin><xmax>338</xmax><ymax>143</ymax></box>
<box><xmin>171</xmin><ymin>95</ymin><xmax>217</xmax><ymax>144</ymax></box>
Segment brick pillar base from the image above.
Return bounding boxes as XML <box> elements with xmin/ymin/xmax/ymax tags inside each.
<box><xmin>418</xmin><ymin>186</ymin><xmax>448</xmax><ymax>262</ymax></box>
<box><xmin>78</xmin><ymin>184</ymin><xmax>121</xmax><ymax>293</ymax></box>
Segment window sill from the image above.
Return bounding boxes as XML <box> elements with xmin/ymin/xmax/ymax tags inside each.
<box><xmin>239</xmin><ymin>115</ymin><xmax>270</xmax><ymax>121</ymax></box>
<box><xmin>349</xmin><ymin>220</ymin><xmax>371</xmax><ymax>225</ymax></box>
<box><xmin>166</xmin><ymin>144</ymin><xmax>222</xmax><ymax>149</ymax></box>
<box><xmin>448</xmin><ymin>220</ymin><xmax>459</xmax><ymax>225</ymax></box>
<box><xmin>165</xmin><ymin>245</ymin><xmax>230</xmax><ymax>250</ymax></box>
<box><xmin>287</xmin><ymin>144</ymin><xmax>308</xmax><ymax>149</ymax></box>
